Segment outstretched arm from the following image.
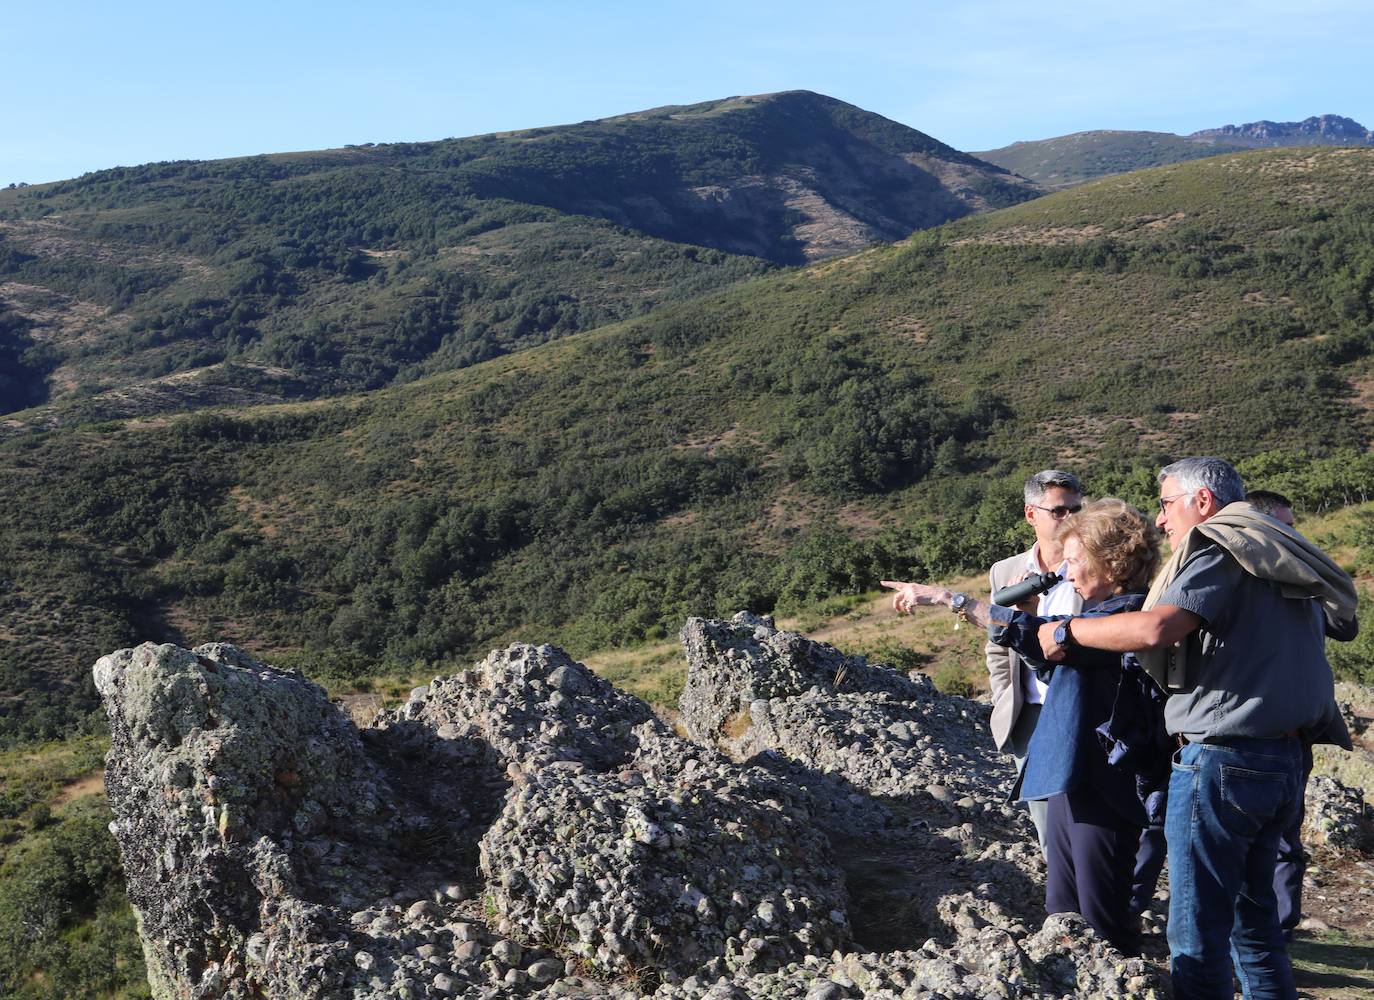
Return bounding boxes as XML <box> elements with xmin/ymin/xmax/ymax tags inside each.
<box><xmin>881</xmin><ymin>580</ymin><xmax>993</xmax><ymax>629</ymax></box>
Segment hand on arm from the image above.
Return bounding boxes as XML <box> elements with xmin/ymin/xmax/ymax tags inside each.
<box><xmin>1036</xmin><ymin>605</ymin><xmax>1202</xmax><ymax>661</ymax></box>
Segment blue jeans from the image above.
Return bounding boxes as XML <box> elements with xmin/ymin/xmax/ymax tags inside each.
<box><xmin>1167</xmin><ymin>736</ymin><xmax>1305</xmax><ymax>1000</ymax></box>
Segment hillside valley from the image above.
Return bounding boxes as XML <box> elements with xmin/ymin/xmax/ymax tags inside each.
<box><xmin>4</xmin><ymin>71</ymin><xmax>1374</xmax><ymax>1000</ymax></box>
<box><xmin>4</xmin><ymin>144</ymin><xmax>1374</xmax><ymax>749</ymax></box>
<box><xmin>0</xmin><ymin>90</ymin><xmax>1036</xmax><ymax>428</ymax></box>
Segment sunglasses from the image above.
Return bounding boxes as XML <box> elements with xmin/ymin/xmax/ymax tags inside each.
<box><xmin>1031</xmin><ymin>503</ymin><xmax>1082</xmax><ymax>519</ymax></box>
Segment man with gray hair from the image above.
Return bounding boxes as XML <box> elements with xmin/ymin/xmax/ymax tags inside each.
<box><xmin>985</xmin><ymin>469</ymin><xmax>1084</xmax><ymax>854</ymax></box>
<box><xmin>1037</xmin><ymin>456</ymin><xmax>1357</xmax><ymax>1000</ymax></box>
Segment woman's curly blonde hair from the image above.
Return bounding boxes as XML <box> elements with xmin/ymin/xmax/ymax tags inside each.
<box><xmin>1058</xmin><ymin>497</ymin><xmax>1160</xmax><ymax>593</ymax></box>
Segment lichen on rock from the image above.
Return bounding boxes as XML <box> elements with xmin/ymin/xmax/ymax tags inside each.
<box><xmin>95</xmin><ymin>620</ymin><xmax>1172</xmax><ymax>999</ymax></box>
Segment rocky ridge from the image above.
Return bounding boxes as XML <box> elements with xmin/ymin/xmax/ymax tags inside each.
<box><xmin>1190</xmin><ymin>115</ymin><xmax>1374</xmax><ymax>147</ymax></box>
<box><xmin>94</xmin><ymin>614</ymin><xmax>1370</xmax><ymax>999</ymax></box>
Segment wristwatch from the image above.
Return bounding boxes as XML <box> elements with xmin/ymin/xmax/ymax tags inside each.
<box><xmin>1053</xmin><ymin>617</ymin><xmax>1077</xmax><ymax>648</ymax></box>
<box><xmin>949</xmin><ymin>592</ymin><xmax>971</xmax><ymax>624</ymax></box>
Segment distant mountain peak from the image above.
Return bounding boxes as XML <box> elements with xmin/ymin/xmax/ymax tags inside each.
<box><xmin>976</xmin><ymin>113</ymin><xmax>1374</xmax><ymax>188</ymax></box>
<box><xmin>1191</xmin><ymin>114</ymin><xmax>1373</xmax><ymax>146</ymax></box>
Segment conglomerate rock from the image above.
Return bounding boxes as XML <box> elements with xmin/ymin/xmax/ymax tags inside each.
<box><xmin>96</xmin><ymin>642</ymin><xmax>418</xmax><ymax>998</ymax></box>
<box><xmin>676</xmin><ymin>613</ymin><xmax>1159</xmax><ymax>997</ymax></box>
<box><xmin>96</xmin><ymin>621</ymin><xmax>1179</xmax><ymax>1000</ymax></box>
<box><xmin>382</xmin><ymin>644</ymin><xmax>851</xmax><ymax>981</ymax></box>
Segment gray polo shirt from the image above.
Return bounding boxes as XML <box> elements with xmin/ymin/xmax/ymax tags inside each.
<box><xmin>1159</xmin><ymin>541</ymin><xmax>1342</xmax><ymax>742</ymax></box>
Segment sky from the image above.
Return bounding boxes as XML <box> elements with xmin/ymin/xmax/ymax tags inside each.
<box><xmin>3</xmin><ymin>0</ymin><xmax>1372</xmax><ymax>188</ymax></box>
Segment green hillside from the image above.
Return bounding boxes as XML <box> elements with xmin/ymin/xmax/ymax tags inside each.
<box><xmin>0</xmin><ymin>91</ymin><xmax>1037</xmax><ymax>426</ymax></box>
<box><xmin>4</xmin><ymin>145</ymin><xmax>1374</xmax><ymax>745</ymax></box>
<box><xmin>975</xmin><ymin>130</ymin><xmax>1225</xmax><ymax>189</ymax></box>
<box><xmin>977</xmin><ymin>116</ymin><xmax>1374</xmax><ymax>189</ymax></box>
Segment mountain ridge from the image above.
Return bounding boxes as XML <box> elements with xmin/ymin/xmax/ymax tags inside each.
<box><xmin>976</xmin><ymin>113</ymin><xmax>1374</xmax><ymax>188</ymax></box>
<box><xmin>0</xmin><ymin>90</ymin><xmax>1038</xmax><ymax>425</ymax></box>
<box><xmin>1191</xmin><ymin>113</ymin><xmax>1374</xmax><ymax>146</ymax></box>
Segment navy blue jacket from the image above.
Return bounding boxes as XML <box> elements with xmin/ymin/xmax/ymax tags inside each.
<box><xmin>988</xmin><ymin>592</ymin><xmax>1160</xmax><ymax>827</ymax></box>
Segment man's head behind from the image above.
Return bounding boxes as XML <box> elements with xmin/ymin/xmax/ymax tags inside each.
<box><xmin>1156</xmin><ymin>456</ymin><xmax>1245</xmax><ymax>542</ymax></box>
<box><xmin>1023</xmin><ymin>469</ymin><xmax>1083</xmax><ymax>545</ymax></box>
<box><xmin>1247</xmin><ymin>489</ymin><xmax>1295</xmax><ymax>527</ymax></box>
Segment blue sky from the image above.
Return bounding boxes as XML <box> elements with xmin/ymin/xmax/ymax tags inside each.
<box><xmin>4</xmin><ymin>0</ymin><xmax>1372</xmax><ymax>187</ymax></box>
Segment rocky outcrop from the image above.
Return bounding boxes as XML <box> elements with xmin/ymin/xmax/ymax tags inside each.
<box><xmin>1191</xmin><ymin>115</ymin><xmax>1374</xmax><ymax>147</ymax></box>
<box><xmin>97</xmin><ymin>621</ymin><xmax>1168</xmax><ymax>999</ymax></box>
<box><xmin>95</xmin><ymin>642</ymin><xmax>408</xmax><ymax>998</ymax></box>
<box><xmin>677</xmin><ymin>613</ymin><xmax>1155</xmax><ymax>996</ymax></box>
<box><xmin>1306</xmin><ymin>774</ymin><xmax>1370</xmax><ymax>850</ymax></box>
<box><xmin>382</xmin><ymin>644</ymin><xmax>850</xmax><ymax>981</ymax></box>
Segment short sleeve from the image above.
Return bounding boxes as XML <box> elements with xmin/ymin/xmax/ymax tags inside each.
<box><xmin>1157</xmin><ymin>542</ymin><xmax>1243</xmax><ymax>629</ymax></box>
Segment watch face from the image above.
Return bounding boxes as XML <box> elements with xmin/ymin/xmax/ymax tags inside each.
<box><xmin>1054</xmin><ymin>623</ymin><xmax>1068</xmax><ymax>644</ymax></box>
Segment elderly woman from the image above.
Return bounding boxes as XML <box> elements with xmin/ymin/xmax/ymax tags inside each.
<box><xmin>882</xmin><ymin>498</ymin><xmax>1164</xmax><ymax>954</ymax></box>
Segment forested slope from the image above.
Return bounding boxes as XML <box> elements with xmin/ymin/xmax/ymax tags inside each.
<box><xmin>4</xmin><ymin>146</ymin><xmax>1374</xmax><ymax>745</ymax></box>
<box><xmin>0</xmin><ymin>91</ymin><xmax>1035</xmax><ymax>425</ymax></box>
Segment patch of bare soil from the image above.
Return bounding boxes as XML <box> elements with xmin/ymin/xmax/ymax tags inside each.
<box><xmin>950</xmin><ymin>223</ymin><xmax>1107</xmax><ymax>247</ymax></box>
<box><xmin>677</xmin><ymin>423</ymin><xmax>751</xmax><ymax>455</ymax></box>
<box><xmin>1242</xmin><ymin>289</ymin><xmax>1295</xmax><ymax>307</ymax></box>
<box><xmin>1348</xmin><ymin>376</ymin><xmax>1374</xmax><ymax>419</ymax></box>
<box><xmin>50</xmin><ymin>771</ymin><xmax>106</xmax><ymax>808</ymax></box>
<box><xmin>1303</xmin><ymin>847</ymin><xmax>1374</xmax><ymax>938</ymax></box>
<box><xmin>887</xmin><ymin>316</ymin><xmax>930</xmax><ymax>344</ymax></box>
<box><xmin>0</xmin><ymin>280</ymin><xmax>117</xmax><ymax>347</ymax></box>
<box><xmin>1139</xmin><ymin>211</ymin><xmax>1188</xmax><ymax>231</ymax></box>
<box><xmin>0</xmin><ymin>219</ymin><xmax>212</xmax><ymax>275</ymax></box>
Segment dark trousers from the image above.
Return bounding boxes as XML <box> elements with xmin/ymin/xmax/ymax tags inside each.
<box><xmin>1131</xmin><ymin>823</ymin><xmax>1167</xmax><ymax>916</ymax></box>
<box><xmin>1274</xmin><ymin>742</ymin><xmax>1314</xmax><ymax>940</ymax></box>
<box><xmin>1045</xmin><ymin>787</ymin><xmax>1142</xmax><ymax>955</ymax></box>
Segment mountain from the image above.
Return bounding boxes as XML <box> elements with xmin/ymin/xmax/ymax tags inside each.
<box><xmin>975</xmin><ymin>114</ymin><xmax>1374</xmax><ymax>188</ymax></box>
<box><xmin>0</xmin><ymin>91</ymin><xmax>1038</xmax><ymax>427</ymax></box>
<box><xmin>973</xmin><ymin>130</ymin><xmax>1226</xmax><ymax>189</ymax></box>
<box><xmin>1193</xmin><ymin>114</ymin><xmax>1374</xmax><ymax>147</ymax></box>
<box><xmin>5</xmin><ymin>145</ymin><xmax>1374</xmax><ymax>746</ymax></box>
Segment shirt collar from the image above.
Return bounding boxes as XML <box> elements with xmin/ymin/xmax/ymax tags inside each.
<box><xmin>1026</xmin><ymin>542</ymin><xmax>1067</xmax><ymax>575</ymax></box>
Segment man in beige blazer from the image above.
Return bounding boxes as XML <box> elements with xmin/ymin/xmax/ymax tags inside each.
<box><xmin>986</xmin><ymin>469</ymin><xmax>1085</xmax><ymax>854</ymax></box>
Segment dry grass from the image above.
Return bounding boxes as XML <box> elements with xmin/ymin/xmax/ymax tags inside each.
<box><xmin>720</xmin><ymin>711</ymin><xmax>752</xmax><ymax>741</ymax></box>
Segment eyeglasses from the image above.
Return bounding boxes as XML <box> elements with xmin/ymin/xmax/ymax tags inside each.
<box><xmin>1158</xmin><ymin>492</ymin><xmax>1189</xmax><ymax>513</ymax></box>
<box><xmin>1031</xmin><ymin>504</ymin><xmax>1082</xmax><ymax>519</ymax></box>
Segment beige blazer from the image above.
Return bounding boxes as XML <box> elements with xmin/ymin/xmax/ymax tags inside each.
<box><xmin>985</xmin><ymin>547</ymin><xmax>1082</xmax><ymax>750</ymax></box>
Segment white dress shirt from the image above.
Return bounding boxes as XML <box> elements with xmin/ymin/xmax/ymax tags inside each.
<box><xmin>1021</xmin><ymin>542</ymin><xmax>1080</xmax><ymax>705</ymax></box>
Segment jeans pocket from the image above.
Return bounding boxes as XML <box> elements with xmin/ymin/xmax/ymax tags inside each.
<box><xmin>1219</xmin><ymin>764</ymin><xmax>1288</xmax><ymax>837</ymax></box>
<box><xmin>1171</xmin><ymin>744</ymin><xmax>1199</xmax><ymax>771</ymax></box>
